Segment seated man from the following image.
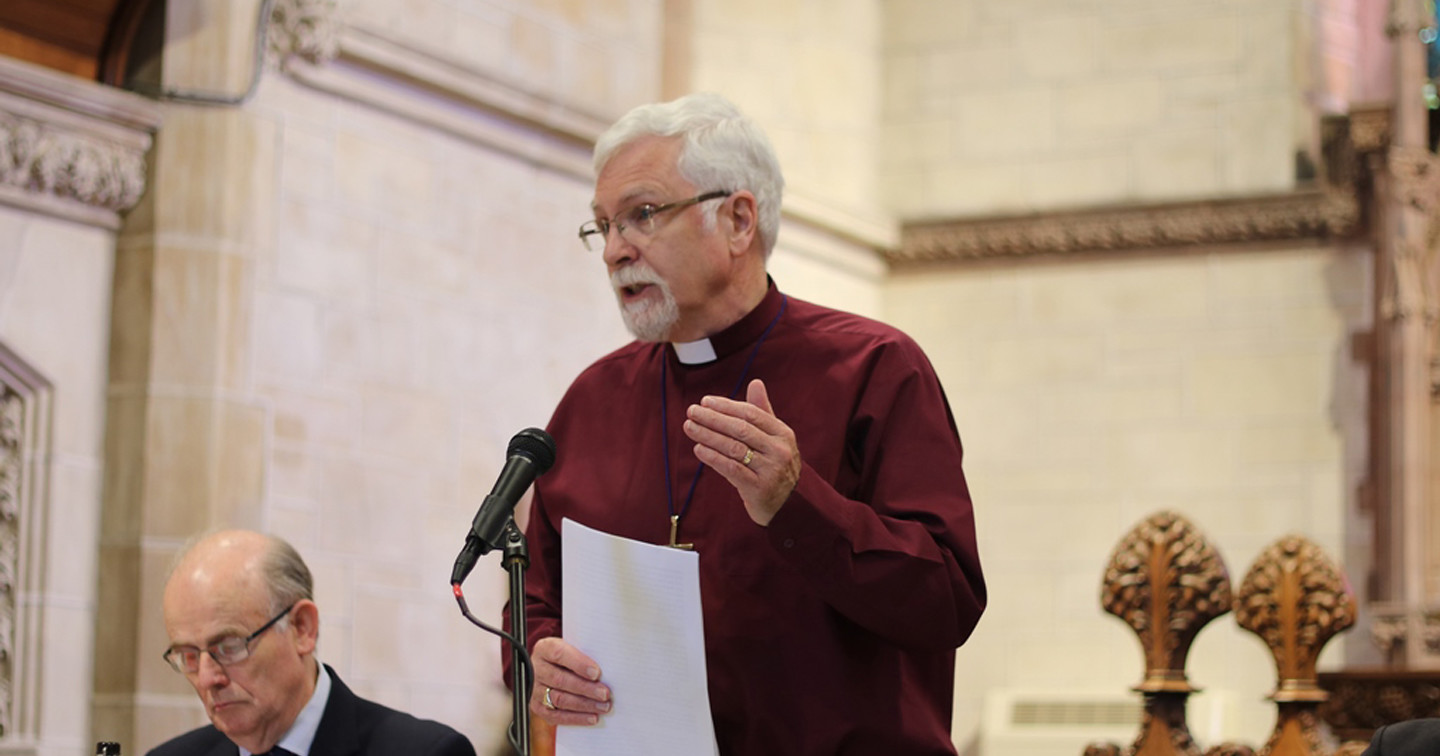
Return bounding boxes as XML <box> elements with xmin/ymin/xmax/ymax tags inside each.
<box><xmin>148</xmin><ymin>529</ymin><xmax>476</xmax><ymax>756</ymax></box>
<box><xmin>1361</xmin><ymin>718</ymin><xmax>1440</xmax><ymax>756</ymax></box>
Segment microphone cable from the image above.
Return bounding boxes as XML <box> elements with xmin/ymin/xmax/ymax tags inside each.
<box><xmin>451</xmin><ymin>582</ymin><xmax>534</xmax><ymax>756</ymax></box>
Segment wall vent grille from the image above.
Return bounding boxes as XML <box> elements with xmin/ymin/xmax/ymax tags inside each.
<box><xmin>979</xmin><ymin>689</ymin><xmax>1235</xmax><ymax>756</ymax></box>
<box><xmin>1010</xmin><ymin>699</ymin><xmax>1142</xmax><ymax>727</ymax></box>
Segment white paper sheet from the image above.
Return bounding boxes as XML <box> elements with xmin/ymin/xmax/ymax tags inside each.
<box><xmin>557</xmin><ymin>518</ymin><xmax>719</xmax><ymax>756</ymax></box>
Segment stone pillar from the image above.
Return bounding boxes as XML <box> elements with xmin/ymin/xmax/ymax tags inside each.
<box><xmin>91</xmin><ymin>0</ymin><xmax>277</xmax><ymax>747</ymax></box>
<box><xmin>1370</xmin><ymin>0</ymin><xmax>1440</xmax><ymax>669</ymax></box>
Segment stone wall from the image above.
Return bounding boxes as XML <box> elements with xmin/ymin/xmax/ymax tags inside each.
<box><xmin>881</xmin><ymin>0</ymin><xmax>1313</xmax><ymax>217</ymax></box>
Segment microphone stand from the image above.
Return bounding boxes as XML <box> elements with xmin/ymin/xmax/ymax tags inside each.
<box><xmin>502</xmin><ymin>518</ymin><xmax>532</xmax><ymax>756</ymax></box>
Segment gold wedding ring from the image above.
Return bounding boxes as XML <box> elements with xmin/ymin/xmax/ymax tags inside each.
<box><xmin>741</xmin><ymin>447</ymin><xmax>754</xmax><ymax>466</ymax></box>
<box><xmin>544</xmin><ymin>686</ymin><xmax>556</xmax><ymax>709</ymax></box>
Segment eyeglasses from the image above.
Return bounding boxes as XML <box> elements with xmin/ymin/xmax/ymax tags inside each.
<box><xmin>162</xmin><ymin>603</ymin><xmax>295</xmax><ymax>674</ymax></box>
<box><xmin>578</xmin><ymin>190</ymin><xmax>731</xmax><ymax>251</ymax></box>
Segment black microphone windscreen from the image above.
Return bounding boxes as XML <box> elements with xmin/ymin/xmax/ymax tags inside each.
<box><xmin>508</xmin><ymin>427</ymin><xmax>556</xmax><ymax>473</ymax></box>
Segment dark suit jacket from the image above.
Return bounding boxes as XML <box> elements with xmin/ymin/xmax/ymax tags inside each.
<box><xmin>1361</xmin><ymin>718</ymin><xmax>1440</xmax><ymax>756</ymax></box>
<box><xmin>146</xmin><ymin>665</ymin><xmax>477</xmax><ymax>756</ymax></box>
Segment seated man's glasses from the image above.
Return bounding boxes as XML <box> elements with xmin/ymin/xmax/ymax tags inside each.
<box><xmin>162</xmin><ymin>603</ymin><xmax>296</xmax><ymax>674</ymax></box>
<box><xmin>578</xmin><ymin>190</ymin><xmax>731</xmax><ymax>251</ymax></box>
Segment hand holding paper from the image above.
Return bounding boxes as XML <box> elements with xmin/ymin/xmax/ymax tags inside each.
<box><xmin>555</xmin><ymin>518</ymin><xmax>719</xmax><ymax>756</ymax></box>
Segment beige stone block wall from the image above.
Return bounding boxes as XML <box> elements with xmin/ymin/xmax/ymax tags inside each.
<box><xmin>885</xmin><ymin>245</ymin><xmax>1371</xmax><ymax>750</ymax></box>
<box><xmin>345</xmin><ymin>0</ymin><xmax>662</xmax><ymax>117</ymax></box>
<box><xmin>0</xmin><ymin>205</ymin><xmax>117</xmax><ymax>753</ymax></box>
<box><xmin>882</xmin><ymin>0</ymin><xmax>1313</xmax><ymax>218</ymax></box>
<box><xmin>768</xmin><ymin>223</ymin><xmax>887</xmax><ymax>320</ymax></box>
<box><xmin>690</xmin><ymin>0</ymin><xmax>883</xmax><ymax>214</ymax></box>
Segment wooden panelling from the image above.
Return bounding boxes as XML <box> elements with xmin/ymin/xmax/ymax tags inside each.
<box><xmin>0</xmin><ymin>0</ymin><xmax>116</xmax><ymax>55</ymax></box>
<box><xmin>0</xmin><ymin>26</ymin><xmax>96</xmax><ymax>78</ymax></box>
<box><xmin>0</xmin><ymin>0</ymin><xmax>151</xmax><ymax>83</ymax></box>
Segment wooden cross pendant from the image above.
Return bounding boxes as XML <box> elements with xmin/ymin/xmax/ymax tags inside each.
<box><xmin>668</xmin><ymin>514</ymin><xmax>694</xmax><ymax>550</ymax></box>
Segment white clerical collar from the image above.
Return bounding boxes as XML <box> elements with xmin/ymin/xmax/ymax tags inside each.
<box><xmin>241</xmin><ymin>660</ymin><xmax>332</xmax><ymax>756</ymax></box>
<box><xmin>672</xmin><ymin>338</ymin><xmax>717</xmax><ymax>365</ymax></box>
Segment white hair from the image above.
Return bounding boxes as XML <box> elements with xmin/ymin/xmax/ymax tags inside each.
<box><xmin>593</xmin><ymin>92</ymin><xmax>785</xmax><ymax>257</ymax></box>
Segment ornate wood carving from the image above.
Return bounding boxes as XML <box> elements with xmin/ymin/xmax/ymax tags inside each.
<box><xmin>1236</xmin><ymin>536</ymin><xmax>1357</xmax><ymax>702</ymax></box>
<box><xmin>1101</xmin><ymin>511</ymin><xmax>1233</xmax><ymax>693</ymax></box>
<box><xmin>1130</xmin><ymin>697</ymin><xmax>1203</xmax><ymax>756</ymax></box>
<box><xmin>1233</xmin><ymin>536</ymin><xmax>1359</xmax><ymax>756</ymax></box>
<box><xmin>1249</xmin><ymin>706</ymin><xmax>1338</xmax><ymax>756</ymax></box>
<box><xmin>1319</xmin><ymin>669</ymin><xmax>1440</xmax><ymax>740</ymax></box>
<box><xmin>1088</xmin><ymin>511</ymin><xmax>1233</xmax><ymax>756</ymax></box>
<box><xmin>1091</xmin><ymin>516</ymin><xmax>1371</xmax><ymax>756</ymax></box>
<box><xmin>1204</xmin><ymin>743</ymin><xmax>1257</xmax><ymax>756</ymax></box>
<box><xmin>1347</xmin><ymin>106</ymin><xmax>1393</xmax><ymax>154</ymax></box>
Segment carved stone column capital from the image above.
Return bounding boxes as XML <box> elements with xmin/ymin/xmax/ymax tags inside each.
<box><xmin>1425</xmin><ymin>609</ymin><xmax>1440</xmax><ymax>654</ymax></box>
<box><xmin>0</xmin><ymin>57</ymin><xmax>160</xmax><ymax>229</ymax></box>
<box><xmin>268</xmin><ymin>0</ymin><xmax>342</xmax><ymax>65</ymax></box>
<box><xmin>1371</xmin><ymin>609</ymin><xmax>1410</xmax><ymax>659</ymax></box>
<box><xmin>0</xmin><ymin>112</ymin><xmax>147</xmax><ymax>213</ymax></box>
<box><xmin>1369</xmin><ymin>603</ymin><xmax>1440</xmax><ymax>664</ymax></box>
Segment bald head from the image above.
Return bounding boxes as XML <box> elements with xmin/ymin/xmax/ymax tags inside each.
<box><xmin>166</xmin><ymin>530</ymin><xmax>313</xmax><ymax>615</ymax></box>
<box><xmin>161</xmin><ymin>529</ymin><xmax>320</xmax><ymax>753</ymax></box>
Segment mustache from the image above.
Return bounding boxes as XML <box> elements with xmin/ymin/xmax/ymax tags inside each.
<box><xmin>611</xmin><ymin>264</ymin><xmax>665</xmax><ymax>290</ymax></box>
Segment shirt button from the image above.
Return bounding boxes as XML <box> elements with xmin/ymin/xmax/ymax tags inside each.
<box><xmin>782</xmin><ymin>538</ymin><xmax>795</xmax><ymax>548</ymax></box>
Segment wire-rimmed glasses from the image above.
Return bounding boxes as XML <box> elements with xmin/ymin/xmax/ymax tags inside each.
<box><xmin>578</xmin><ymin>190</ymin><xmax>732</xmax><ymax>251</ymax></box>
<box><xmin>162</xmin><ymin>603</ymin><xmax>296</xmax><ymax>674</ymax></box>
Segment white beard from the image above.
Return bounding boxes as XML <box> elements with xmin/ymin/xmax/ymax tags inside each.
<box><xmin>612</xmin><ymin>265</ymin><xmax>679</xmax><ymax>342</ymax></box>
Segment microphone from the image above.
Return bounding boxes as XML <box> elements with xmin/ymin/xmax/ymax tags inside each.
<box><xmin>450</xmin><ymin>427</ymin><xmax>557</xmax><ymax>585</ymax></box>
